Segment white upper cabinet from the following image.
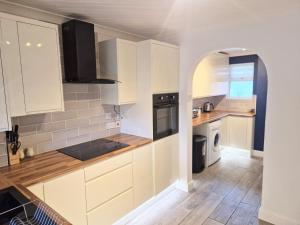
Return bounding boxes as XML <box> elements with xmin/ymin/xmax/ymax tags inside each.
<box><xmin>193</xmin><ymin>53</ymin><xmax>229</xmax><ymax>98</ymax></box>
<box><xmin>17</xmin><ymin>22</ymin><xmax>64</xmax><ymax>113</ymax></box>
<box><xmin>0</xmin><ymin>13</ymin><xmax>64</xmax><ymax>116</ymax></box>
<box><xmin>99</xmin><ymin>39</ymin><xmax>137</xmax><ymax>105</ymax></box>
<box><xmin>151</xmin><ymin>42</ymin><xmax>179</xmax><ymax>93</ymax></box>
<box><xmin>0</xmin><ymin>52</ymin><xmax>10</xmax><ymax>131</ymax></box>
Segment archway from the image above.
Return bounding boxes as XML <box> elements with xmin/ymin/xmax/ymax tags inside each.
<box><xmin>177</xmin><ymin>47</ymin><xmax>269</xmax><ymax>191</ymax></box>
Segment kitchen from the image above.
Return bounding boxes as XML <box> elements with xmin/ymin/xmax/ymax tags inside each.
<box><xmin>191</xmin><ymin>50</ymin><xmax>267</xmax><ymax>172</ymax></box>
<box><xmin>0</xmin><ymin>1</ymin><xmax>298</xmax><ymax>225</ymax></box>
<box><xmin>0</xmin><ymin>9</ymin><xmax>179</xmax><ymax>225</ymax></box>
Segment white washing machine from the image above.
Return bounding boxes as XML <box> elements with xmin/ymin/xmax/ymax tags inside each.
<box><xmin>193</xmin><ymin>120</ymin><xmax>222</xmax><ymax>166</ymax></box>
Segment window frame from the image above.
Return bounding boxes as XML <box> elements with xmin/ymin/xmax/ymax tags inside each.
<box><xmin>228</xmin><ymin>62</ymin><xmax>255</xmax><ymax>99</ymax></box>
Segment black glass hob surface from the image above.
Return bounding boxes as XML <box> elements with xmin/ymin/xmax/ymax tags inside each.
<box><xmin>57</xmin><ymin>138</ymin><xmax>129</xmax><ymax>161</ymax></box>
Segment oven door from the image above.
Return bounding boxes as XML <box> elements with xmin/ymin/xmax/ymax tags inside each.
<box><xmin>153</xmin><ymin>103</ymin><xmax>178</xmax><ymax>140</ymax></box>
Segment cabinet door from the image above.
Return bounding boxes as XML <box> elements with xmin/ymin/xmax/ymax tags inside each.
<box><xmin>0</xmin><ymin>19</ymin><xmax>25</xmax><ymax>116</ymax></box>
<box><xmin>117</xmin><ymin>40</ymin><xmax>137</xmax><ymax>104</ymax></box>
<box><xmin>0</xmin><ymin>53</ymin><xmax>9</xmax><ymax>131</ymax></box>
<box><xmin>44</xmin><ymin>170</ymin><xmax>87</xmax><ymax>225</ymax></box>
<box><xmin>154</xmin><ymin>134</ymin><xmax>178</xmax><ymax>194</ymax></box>
<box><xmin>133</xmin><ymin>144</ymin><xmax>154</xmax><ymax>207</ymax></box>
<box><xmin>152</xmin><ymin>44</ymin><xmax>179</xmax><ymax>93</ymax></box>
<box><xmin>17</xmin><ymin>22</ymin><xmax>63</xmax><ymax>113</ymax></box>
<box><xmin>228</xmin><ymin>116</ymin><xmax>254</xmax><ymax>150</ymax></box>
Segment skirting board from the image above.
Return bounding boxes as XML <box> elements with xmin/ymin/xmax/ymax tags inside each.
<box><xmin>259</xmin><ymin>206</ymin><xmax>300</xmax><ymax>225</ymax></box>
<box><xmin>114</xmin><ymin>182</ymin><xmax>177</xmax><ymax>225</ymax></box>
<box><xmin>251</xmin><ymin>149</ymin><xmax>264</xmax><ymax>158</ymax></box>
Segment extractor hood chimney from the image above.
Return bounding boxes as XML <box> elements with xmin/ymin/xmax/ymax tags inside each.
<box><xmin>62</xmin><ymin>19</ymin><xmax>116</xmax><ymax>84</ymax></box>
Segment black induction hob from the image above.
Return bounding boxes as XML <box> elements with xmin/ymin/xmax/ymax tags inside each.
<box><xmin>57</xmin><ymin>138</ymin><xmax>129</xmax><ymax>161</ymax></box>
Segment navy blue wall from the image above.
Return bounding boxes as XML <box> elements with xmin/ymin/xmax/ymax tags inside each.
<box><xmin>229</xmin><ymin>55</ymin><xmax>268</xmax><ymax>151</ymax></box>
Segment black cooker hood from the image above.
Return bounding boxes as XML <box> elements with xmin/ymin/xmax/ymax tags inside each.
<box><xmin>62</xmin><ymin>19</ymin><xmax>117</xmax><ymax>84</ymax></box>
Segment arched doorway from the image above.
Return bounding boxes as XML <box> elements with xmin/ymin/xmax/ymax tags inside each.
<box><xmin>177</xmin><ymin>47</ymin><xmax>268</xmax><ymax>191</ymax></box>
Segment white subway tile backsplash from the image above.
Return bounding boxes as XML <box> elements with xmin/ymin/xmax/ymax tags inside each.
<box><xmin>77</xmin><ymin>92</ymin><xmax>100</xmax><ymax>100</ymax></box>
<box><xmin>0</xmin><ymin>144</ymin><xmax>7</xmax><ymax>156</ymax></box>
<box><xmin>64</xmin><ymin>101</ymin><xmax>89</xmax><ymax>111</ymax></box>
<box><xmin>19</xmin><ymin>125</ymin><xmax>37</xmax><ymax>137</ymax></box>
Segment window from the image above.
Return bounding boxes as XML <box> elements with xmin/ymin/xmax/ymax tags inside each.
<box><xmin>229</xmin><ymin>62</ymin><xmax>254</xmax><ymax>98</ymax></box>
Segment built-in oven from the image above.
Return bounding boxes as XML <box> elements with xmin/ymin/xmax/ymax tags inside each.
<box><xmin>153</xmin><ymin>93</ymin><xmax>179</xmax><ymax>141</ymax></box>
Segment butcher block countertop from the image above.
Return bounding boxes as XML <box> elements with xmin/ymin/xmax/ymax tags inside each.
<box><xmin>193</xmin><ymin>110</ymin><xmax>256</xmax><ymax>127</ymax></box>
<box><xmin>0</xmin><ymin>133</ymin><xmax>152</xmax><ymax>188</ymax></box>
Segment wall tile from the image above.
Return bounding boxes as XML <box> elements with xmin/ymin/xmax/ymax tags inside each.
<box><xmin>67</xmin><ymin>134</ymin><xmax>91</xmax><ymax>146</ymax></box>
<box><xmin>79</xmin><ymin>124</ymin><xmax>105</xmax><ymax>136</ymax></box>
<box><xmin>52</xmin><ymin>111</ymin><xmax>77</xmax><ymax>122</ymax></box>
<box><xmin>0</xmin><ymin>156</ymin><xmax>8</xmax><ymax>167</ymax></box>
<box><xmin>66</xmin><ymin>118</ymin><xmax>90</xmax><ymax>129</ymax></box>
<box><xmin>20</xmin><ymin>133</ymin><xmax>52</xmax><ymax>145</ymax></box>
<box><xmin>19</xmin><ymin>125</ymin><xmax>37</xmax><ymax>137</ymax></box>
<box><xmin>63</xmin><ymin>84</ymin><xmax>88</xmax><ymax>93</ymax></box>
<box><xmin>52</xmin><ymin>128</ymin><xmax>78</xmax><ymax>141</ymax></box>
<box><xmin>65</xmin><ymin>101</ymin><xmax>89</xmax><ymax>111</ymax></box>
<box><xmin>36</xmin><ymin>121</ymin><xmax>66</xmax><ymax>133</ymax></box>
<box><xmin>77</xmin><ymin>108</ymin><xmax>104</xmax><ymax>118</ymax></box>
<box><xmin>0</xmin><ymin>144</ymin><xmax>7</xmax><ymax>156</ymax></box>
<box><xmin>16</xmin><ymin>114</ymin><xmax>52</xmax><ymax>126</ymax></box>
<box><xmin>77</xmin><ymin>92</ymin><xmax>100</xmax><ymax>101</ymax></box>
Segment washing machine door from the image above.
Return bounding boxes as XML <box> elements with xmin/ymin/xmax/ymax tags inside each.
<box><xmin>208</xmin><ymin>130</ymin><xmax>221</xmax><ymax>165</ymax></box>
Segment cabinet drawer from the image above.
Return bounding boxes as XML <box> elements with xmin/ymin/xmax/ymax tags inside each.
<box><xmin>84</xmin><ymin>151</ymin><xmax>132</xmax><ymax>181</ymax></box>
<box><xmin>86</xmin><ymin>164</ymin><xmax>133</xmax><ymax>211</ymax></box>
<box><xmin>87</xmin><ymin>188</ymin><xmax>133</xmax><ymax>225</ymax></box>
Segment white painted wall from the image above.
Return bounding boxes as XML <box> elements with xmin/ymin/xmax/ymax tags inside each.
<box><xmin>178</xmin><ymin>7</ymin><xmax>300</xmax><ymax>225</ymax></box>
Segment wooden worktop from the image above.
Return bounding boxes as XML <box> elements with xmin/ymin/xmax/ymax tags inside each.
<box><xmin>0</xmin><ymin>133</ymin><xmax>152</xmax><ymax>187</ymax></box>
<box><xmin>192</xmin><ymin>110</ymin><xmax>255</xmax><ymax>127</ymax></box>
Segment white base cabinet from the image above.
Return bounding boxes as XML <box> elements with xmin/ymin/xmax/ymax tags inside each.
<box><xmin>25</xmin><ymin>141</ymin><xmax>178</xmax><ymax>225</ymax></box>
<box><xmin>44</xmin><ymin>170</ymin><xmax>87</xmax><ymax>225</ymax></box>
<box><xmin>154</xmin><ymin>134</ymin><xmax>178</xmax><ymax>194</ymax></box>
<box><xmin>222</xmin><ymin>116</ymin><xmax>255</xmax><ymax>150</ymax></box>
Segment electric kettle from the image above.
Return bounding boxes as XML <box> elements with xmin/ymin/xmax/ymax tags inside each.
<box><xmin>203</xmin><ymin>102</ymin><xmax>214</xmax><ymax>112</ymax></box>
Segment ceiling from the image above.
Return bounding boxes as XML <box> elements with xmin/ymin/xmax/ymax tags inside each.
<box><xmin>3</xmin><ymin>0</ymin><xmax>300</xmax><ymax>42</ymax></box>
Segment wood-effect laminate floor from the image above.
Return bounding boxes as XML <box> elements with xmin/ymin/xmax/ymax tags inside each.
<box><xmin>127</xmin><ymin>147</ymin><xmax>271</xmax><ymax>225</ymax></box>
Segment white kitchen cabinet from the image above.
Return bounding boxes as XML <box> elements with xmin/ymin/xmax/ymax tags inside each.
<box><xmin>100</xmin><ymin>39</ymin><xmax>137</xmax><ymax>105</ymax></box>
<box><xmin>227</xmin><ymin>116</ymin><xmax>254</xmax><ymax>150</ymax></box>
<box><xmin>154</xmin><ymin>134</ymin><xmax>178</xmax><ymax>194</ymax></box>
<box><xmin>44</xmin><ymin>170</ymin><xmax>87</xmax><ymax>225</ymax></box>
<box><xmin>193</xmin><ymin>53</ymin><xmax>229</xmax><ymax>98</ymax></box>
<box><xmin>0</xmin><ymin>52</ymin><xmax>10</xmax><ymax>131</ymax></box>
<box><xmin>151</xmin><ymin>42</ymin><xmax>179</xmax><ymax>93</ymax></box>
<box><xmin>27</xmin><ymin>183</ymin><xmax>44</xmax><ymax>201</ymax></box>
<box><xmin>133</xmin><ymin>143</ymin><xmax>154</xmax><ymax>207</ymax></box>
<box><xmin>87</xmin><ymin>189</ymin><xmax>133</xmax><ymax>225</ymax></box>
<box><xmin>0</xmin><ymin>13</ymin><xmax>64</xmax><ymax>116</ymax></box>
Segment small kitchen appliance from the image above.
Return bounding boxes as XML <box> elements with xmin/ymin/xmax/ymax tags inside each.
<box><xmin>203</xmin><ymin>102</ymin><xmax>214</xmax><ymax>112</ymax></box>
